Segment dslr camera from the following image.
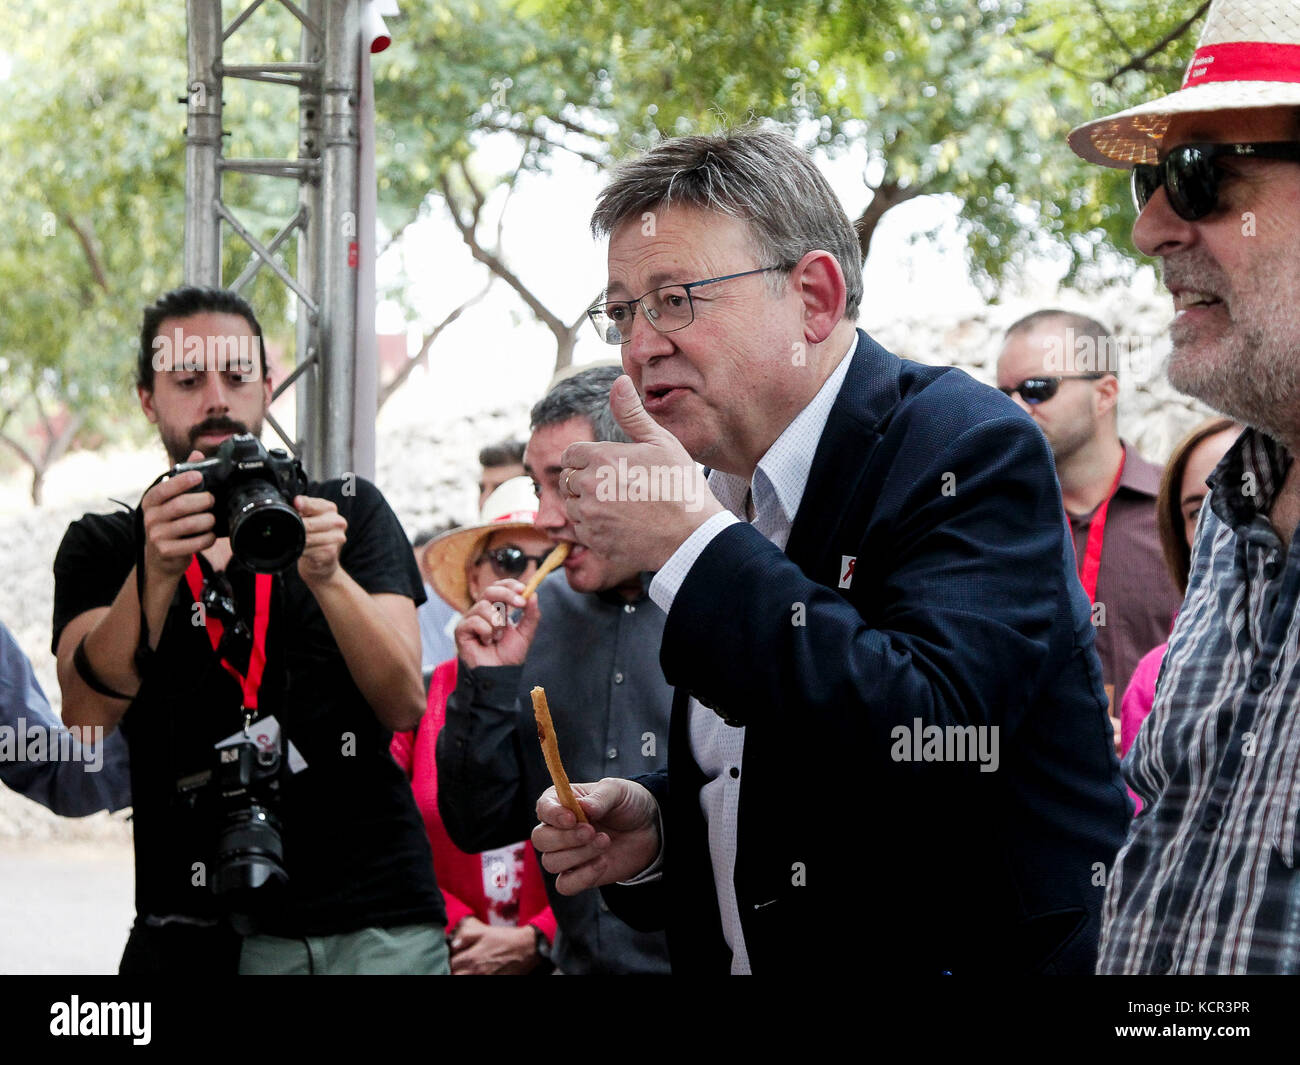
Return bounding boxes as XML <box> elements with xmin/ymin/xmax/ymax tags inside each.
<box><xmin>171</xmin><ymin>433</ymin><xmax>308</xmax><ymax>573</ymax></box>
<box><xmin>177</xmin><ymin>736</ymin><xmax>288</xmax><ymax>935</ymax></box>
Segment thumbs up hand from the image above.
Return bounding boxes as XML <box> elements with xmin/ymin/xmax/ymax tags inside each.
<box><xmin>606</xmin><ymin>372</ymin><xmax>669</xmax><ymax>447</ymax></box>
<box><xmin>559</xmin><ymin>375</ymin><xmax>725</xmax><ymax>573</ymax></box>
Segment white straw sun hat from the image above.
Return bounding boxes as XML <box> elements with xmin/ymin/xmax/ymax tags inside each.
<box><xmin>423</xmin><ymin>475</ymin><xmax>540</xmax><ymax>613</ymax></box>
<box><xmin>1069</xmin><ymin>0</ymin><xmax>1300</xmax><ymax>168</ymax></box>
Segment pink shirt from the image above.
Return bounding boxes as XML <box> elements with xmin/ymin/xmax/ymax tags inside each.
<box><xmin>1119</xmin><ymin>641</ymin><xmax>1169</xmax><ymax>815</ymax></box>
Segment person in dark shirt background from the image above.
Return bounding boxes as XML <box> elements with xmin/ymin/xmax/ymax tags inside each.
<box><xmin>998</xmin><ymin>310</ymin><xmax>1183</xmax><ymax>748</ymax></box>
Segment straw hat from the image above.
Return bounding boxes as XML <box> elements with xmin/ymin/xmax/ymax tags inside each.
<box><xmin>1069</xmin><ymin>0</ymin><xmax>1300</xmax><ymax>167</ymax></box>
<box><xmin>423</xmin><ymin>476</ymin><xmax>540</xmax><ymax>612</ymax></box>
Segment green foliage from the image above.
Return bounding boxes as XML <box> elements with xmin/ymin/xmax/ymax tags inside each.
<box><xmin>0</xmin><ymin>0</ymin><xmax>295</xmax><ymax>450</ymax></box>
<box><xmin>0</xmin><ymin>0</ymin><xmax>1209</xmax><ymax>487</ymax></box>
<box><xmin>976</xmin><ymin>0</ymin><xmax>1204</xmax><ymax>286</ymax></box>
<box><xmin>0</xmin><ymin>0</ymin><xmax>184</xmax><ymax>444</ymax></box>
<box><xmin>377</xmin><ymin>0</ymin><xmax>1205</xmax><ymax>295</ymax></box>
<box><xmin>374</xmin><ymin>0</ymin><xmax>606</xmax><ymax>220</ymax></box>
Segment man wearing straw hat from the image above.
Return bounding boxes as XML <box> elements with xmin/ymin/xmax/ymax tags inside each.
<box><xmin>1070</xmin><ymin>0</ymin><xmax>1300</xmax><ymax>973</ymax></box>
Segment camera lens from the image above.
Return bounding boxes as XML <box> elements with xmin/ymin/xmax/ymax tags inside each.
<box><xmin>213</xmin><ymin>802</ymin><xmax>289</xmax><ymax>934</ymax></box>
<box><xmin>226</xmin><ymin>480</ymin><xmax>306</xmax><ymax>573</ymax></box>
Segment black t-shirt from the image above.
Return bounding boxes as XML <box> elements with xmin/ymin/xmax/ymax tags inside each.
<box><xmin>52</xmin><ymin>476</ymin><xmax>444</xmax><ymax>937</ymax></box>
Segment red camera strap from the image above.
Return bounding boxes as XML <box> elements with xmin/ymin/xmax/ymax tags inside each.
<box><xmin>184</xmin><ymin>558</ymin><xmax>272</xmax><ymax>712</ymax></box>
<box><xmin>1072</xmin><ymin>449</ymin><xmax>1126</xmax><ymax>606</ymax></box>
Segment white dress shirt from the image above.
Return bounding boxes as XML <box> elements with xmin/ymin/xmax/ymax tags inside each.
<box><xmin>647</xmin><ymin>337</ymin><xmax>856</xmax><ymax>974</ymax></box>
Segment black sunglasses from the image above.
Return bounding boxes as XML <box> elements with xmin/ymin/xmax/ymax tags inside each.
<box><xmin>999</xmin><ymin>374</ymin><xmax>1106</xmax><ymax>405</ymax></box>
<box><xmin>1132</xmin><ymin>141</ymin><xmax>1300</xmax><ymax>221</ymax></box>
<box><xmin>476</xmin><ymin>545</ymin><xmax>551</xmax><ymax>580</ymax></box>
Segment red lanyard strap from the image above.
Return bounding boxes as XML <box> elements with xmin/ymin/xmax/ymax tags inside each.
<box><xmin>1072</xmin><ymin>450</ymin><xmax>1126</xmax><ymax>605</ymax></box>
<box><xmin>184</xmin><ymin>558</ymin><xmax>273</xmax><ymax>711</ymax></box>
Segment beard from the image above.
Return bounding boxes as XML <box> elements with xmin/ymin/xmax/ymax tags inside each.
<box><xmin>1164</xmin><ymin>252</ymin><xmax>1300</xmax><ymax>445</ymax></box>
<box><xmin>160</xmin><ymin>414</ymin><xmax>259</xmax><ymax>466</ymax></box>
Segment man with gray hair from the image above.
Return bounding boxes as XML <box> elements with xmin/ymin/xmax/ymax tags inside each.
<box><xmin>436</xmin><ymin>365</ymin><xmax>672</xmax><ymax>974</ymax></box>
<box><xmin>531</xmin><ymin>127</ymin><xmax>1129</xmax><ymax>974</ymax></box>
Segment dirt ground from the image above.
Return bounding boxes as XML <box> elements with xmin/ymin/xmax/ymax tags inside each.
<box><xmin>0</xmin><ymin>839</ymin><xmax>134</xmax><ymax>974</ymax></box>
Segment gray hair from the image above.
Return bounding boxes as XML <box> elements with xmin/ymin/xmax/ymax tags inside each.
<box><xmin>590</xmin><ymin>127</ymin><xmax>863</xmax><ymax>321</ymax></box>
<box><xmin>530</xmin><ymin>365</ymin><xmax>629</xmax><ymax>443</ymax></box>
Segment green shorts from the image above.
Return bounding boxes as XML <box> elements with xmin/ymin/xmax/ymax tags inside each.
<box><xmin>239</xmin><ymin>922</ymin><xmax>450</xmax><ymax>975</ymax></box>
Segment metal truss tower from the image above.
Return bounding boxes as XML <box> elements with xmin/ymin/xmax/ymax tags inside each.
<box><xmin>184</xmin><ymin>0</ymin><xmax>362</xmax><ymax>479</ymax></box>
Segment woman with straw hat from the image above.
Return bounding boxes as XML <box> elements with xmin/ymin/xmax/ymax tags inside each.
<box><xmin>392</xmin><ymin>476</ymin><xmax>558</xmax><ymax>973</ymax></box>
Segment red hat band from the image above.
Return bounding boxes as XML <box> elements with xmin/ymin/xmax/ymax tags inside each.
<box><xmin>1183</xmin><ymin>42</ymin><xmax>1300</xmax><ymax>89</ymax></box>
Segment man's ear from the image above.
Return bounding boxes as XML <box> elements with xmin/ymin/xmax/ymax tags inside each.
<box><xmin>791</xmin><ymin>250</ymin><xmax>847</xmax><ymax>345</ymax></box>
<box><xmin>138</xmin><ymin>384</ymin><xmax>158</xmax><ymax>425</ymax></box>
<box><xmin>1095</xmin><ymin>373</ymin><xmax>1120</xmax><ymax>420</ymax></box>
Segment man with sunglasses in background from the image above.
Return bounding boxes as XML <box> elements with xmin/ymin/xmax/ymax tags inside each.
<box><xmin>1070</xmin><ymin>0</ymin><xmax>1300</xmax><ymax>973</ymax></box>
<box><xmin>531</xmin><ymin>128</ymin><xmax>1130</xmax><ymax>974</ymax></box>
<box><xmin>52</xmin><ymin>286</ymin><xmax>445</xmax><ymax>974</ymax></box>
<box><xmin>436</xmin><ymin>365</ymin><xmax>672</xmax><ymax>974</ymax></box>
<box><xmin>997</xmin><ymin>311</ymin><xmax>1181</xmax><ymax>752</ymax></box>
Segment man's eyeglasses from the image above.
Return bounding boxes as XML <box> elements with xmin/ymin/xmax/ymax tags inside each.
<box><xmin>476</xmin><ymin>545</ymin><xmax>551</xmax><ymax>580</ymax></box>
<box><xmin>587</xmin><ymin>266</ymin><xmax>787</xmax><ymax>345</ymax></box>
<box><xmin>998</xmin><ymin>374</ymin><xmax>1107</xmax><ymax>405</ymax></box>
<box><xmin>1132</xmin><ymin>142</ymin><xmax>1300</xmax><ymax>221</ymax></box>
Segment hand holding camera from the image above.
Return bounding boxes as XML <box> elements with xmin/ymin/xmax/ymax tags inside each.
<box><xmin>166</xmin><ymin>433</ymin><xmax>309</xmax><ymax>574</ymax></box>
<box><xmin>293</xmin><ymin>494</ymin><xmax>348</xmax><ymax>588</ymax></box>
<box><xmin>142</xmin><ymin>449</ymin><xmax>219</xmax><ymax>582</ymax></box>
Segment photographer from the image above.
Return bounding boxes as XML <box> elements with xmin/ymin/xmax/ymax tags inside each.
<box><xmin>52</xmin><ymin>287</ymin><xmax>446</xmax><ymax>975</ymax></box>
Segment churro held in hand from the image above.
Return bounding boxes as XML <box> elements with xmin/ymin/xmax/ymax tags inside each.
<box><xmin>531</xmin><ymin>686</ymin><xmax>587</xmax><ymax>823</ymax></box>
<box><xmin>521</xmin><ymin>542</ymin><xmax>570</xmax><ymax>599</ymax></box>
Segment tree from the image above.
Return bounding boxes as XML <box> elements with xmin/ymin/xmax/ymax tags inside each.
<box><xmin>0</xmin><ymin>0</ymin><xmax>294</xmax><ymax>502</ymax></box>
<box><xmin>372</xmin><ymin>0</ymin><xmax>615</xmax><ymax>374</ymax></box>
<box><xmin>534</xmin><ymin>0</ymin><xmax>1207</xmax><ymax>287</ymax></box>
<box><xmin>0</xmin><ymin>0</ymin><xmax>1213</xmax><ymax>497</ymax></box>
<box><xmin>373</xmin><ymin>0</ymin><xmax>1208</xmax><ymax>375</ymax></box>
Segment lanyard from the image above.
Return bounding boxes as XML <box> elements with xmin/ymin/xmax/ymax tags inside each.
<box><xmin>184</xmin><ymin>558</ymin><xmax>272</xmax><ymax>714</ymax></box>
<box><xmin>1071</xmin><ymin>450</ymin><xmax>1126</xmax><ymax>605</ymax></box>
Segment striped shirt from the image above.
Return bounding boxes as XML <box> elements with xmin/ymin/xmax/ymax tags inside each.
<box><xmin>1097</xmin><ymin>427</ymin><xmax>1300</xmax><ymax>973</ymax></box>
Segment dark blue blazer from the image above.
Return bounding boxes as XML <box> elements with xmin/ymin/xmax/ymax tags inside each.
<box><xmin>603</xmin><ymin>330</ymin><xmax>1132</xmax><ymax>974</ymax></box>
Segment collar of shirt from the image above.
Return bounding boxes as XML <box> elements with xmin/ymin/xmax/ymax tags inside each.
<box><xmin>1067</xmin><ymin>441</ymin><xmax>1161</xmax><ymax>529</ymax></box>
<box><xmin>707</xmin><ymin>335</ymin><xmax>858</xmax><ymax>538</ymax></box>
<box><xmin>1208</xmin><ymin>427</ymin><xmax>1293</xmax><ymax>533</ymax></box>
<box><xmin>1117</xmin><ymin>440</ymin><xmax>1162</xmax><ymax>498</ymax></box>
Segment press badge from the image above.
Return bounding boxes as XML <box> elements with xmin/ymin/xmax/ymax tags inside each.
<box><xmin>214</xmin><ymin>714</ymin><xmax>308</xmax><ymax>774</ymax></box>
